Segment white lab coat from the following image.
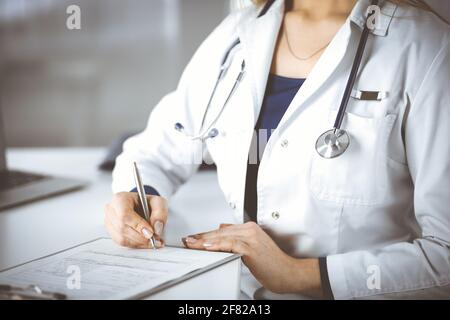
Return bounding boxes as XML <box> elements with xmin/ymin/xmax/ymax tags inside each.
<box><xmin>113</xmin><ymin>0</ymin><xmax>450</xmax><ymax>299</ymax></box>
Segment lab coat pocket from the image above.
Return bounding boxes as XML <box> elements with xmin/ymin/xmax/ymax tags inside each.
<box><xmin>309</xmin><ymin>112</ymin><xmax>397</xmax><ymax>206</ymax></box>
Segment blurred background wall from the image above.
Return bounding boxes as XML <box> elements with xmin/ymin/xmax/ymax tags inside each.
<box><xmin>0</xmin><ymin>0</ymin><xmax>448</xmax><ymax>148</ymax></box>
<box><xmin>0</xmin><ymin>0</ymin><xmax>230</xmax><ymax>147</ymax></box>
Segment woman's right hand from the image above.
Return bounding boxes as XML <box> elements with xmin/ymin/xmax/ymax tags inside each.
<box><xmin>104</xmin><ymin>192</ymin><xmax>168</xmax><ymax>249</ymax></box>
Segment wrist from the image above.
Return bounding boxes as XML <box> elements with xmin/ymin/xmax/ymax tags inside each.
<box><xmin>286</xmin><ymin>257</ymin><xmax>324</xmax><ymax>298</ymax></box>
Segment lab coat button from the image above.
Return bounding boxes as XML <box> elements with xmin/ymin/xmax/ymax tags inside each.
<box><xmin>229</xmin><ymin>202</ymin><xmax>236</xmax><ymax>210</ymax></box>
<box><xmin>271</xmin><ymin>211</ymin><xmax>280</xmax><ymax>220</ymax></box>
<box><xmin>281</xmin><ymin>139</ymin><xmax>289</xmax><ymax>148</ymax></box>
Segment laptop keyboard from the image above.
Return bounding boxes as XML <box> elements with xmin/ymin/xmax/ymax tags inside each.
<box><xmin>0</xmin><ymin>170</ymin><xmax>48</xmax><ymax>192</ymax></box>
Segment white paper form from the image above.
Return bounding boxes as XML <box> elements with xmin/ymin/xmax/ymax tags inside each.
<box><xmin>0</xmin><ymin>238</ymin><xmax>239</xmax><ymax>299</ymax></box>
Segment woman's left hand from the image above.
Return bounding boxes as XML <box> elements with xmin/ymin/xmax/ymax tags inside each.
<box><xmin>182</xmin><ymin>221</ymin><xmax>321</xmax><ymax>295</ymax></box>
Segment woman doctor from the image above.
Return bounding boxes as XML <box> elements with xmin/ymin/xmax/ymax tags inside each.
<box><xmin>104</xmin><ymin>0</ymin><xmax>450</xmax><ymax>299</ymax></box>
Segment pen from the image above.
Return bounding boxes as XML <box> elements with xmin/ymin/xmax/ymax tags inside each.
<box><xmin>133</xmin><ymin>162</ymin><xmax>157</xmax><ymax>250</ymax></box>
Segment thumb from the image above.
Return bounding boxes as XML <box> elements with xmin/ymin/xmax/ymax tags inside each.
<box><xmin>147</xmin><ymin>195</ymin><xmax>168</xmax><ymax>237</ymax></box>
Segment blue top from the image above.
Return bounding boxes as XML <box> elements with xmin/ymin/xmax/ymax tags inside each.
<box><xmin>244</xmin><ymin>74</ymin><xmax>305</xmax><ymax>222</ymax></box>
<box><xmin>256</xmin><ymin>74</ymin><xmax>306</xmax><ymax>141</ymax></box>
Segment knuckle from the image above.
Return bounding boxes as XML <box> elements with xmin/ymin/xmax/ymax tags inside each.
<box><xmin>112</xmin><ymin>193</ymin><xmax>123</xmax><ymax>202</ymax></box>
<box><xmin>245</xmin><ymin>222</ymin><xmax>259</xmax><ymax>235</ymax></box>
<box><xmin>114</xmin><ymin>192</ymin><xmax>133</xmax><ymax>204</ymax></box>
<box><xmin>115</xmin><ymin>192</ymin><xmax>127</xmax><ymax>199</ymax></box>
<box><xmin>117</xmin><ymin>236</ymin><xmax>127</xmax><ymax>247</ymax></box>
<box><xmin>119</xmin><ymin>210</ymin><xmax>131</xmax><ymax>223</ymax></box>
<box><xmin>118</xmin><ymin>222</ymin><xmax>127</xmax><ymax>234</ymax></box>
<box><xmin>118</xmin><ymin>213</ymin><xmax>128</xmax><ymax>225</ymax></box>
<box><xmin>230</xmin><ymin>239</ymin><xmax>239</xmax><ymax>253</ymax></box>
<box><xmin>131</xmin><ymin>217</ymin><xmax>145</xmax><ymax>231</ymax></box>
<box><xmin>245</xmin><ymin>221</ymin><xmax>257</xmax><ymax>229</ymax></box>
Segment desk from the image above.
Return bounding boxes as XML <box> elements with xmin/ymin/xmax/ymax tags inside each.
<box><xmin>0</xmin><ymin>148</ymin><xmax>238</xmax><ymax>298</ymax></box>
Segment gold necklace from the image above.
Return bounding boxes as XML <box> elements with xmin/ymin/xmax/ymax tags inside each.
<box><xmin>283</xmin><ymin>21</ymin><xmax>331</xmax><ymax>61</ymax></box>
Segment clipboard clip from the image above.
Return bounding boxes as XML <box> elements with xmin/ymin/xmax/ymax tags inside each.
<box><xmin>0</xmin><ymin>284</ymin><xmax>67</xmax><ymax>300</ymax></box>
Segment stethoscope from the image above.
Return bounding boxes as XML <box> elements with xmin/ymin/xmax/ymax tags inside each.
<box><xmin>174</xmin><ymin>40</ymin><xmax>245</xmax><ymax>141</ymax></box>
<box><xmin>174</xmin><ymin>0</ymin><xmax>379</xmax><ymax>159</ymax></box>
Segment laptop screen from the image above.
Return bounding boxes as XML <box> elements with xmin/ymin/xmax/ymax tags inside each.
<box><xmin>0</xmin><ymin>102</ymin><xmax>7</xmax><ymax>171</ymax></box>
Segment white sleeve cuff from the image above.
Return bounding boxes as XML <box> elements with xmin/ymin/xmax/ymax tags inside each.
<box><xmin>326</xmin><ymin>254</ymin><xmax>352</xmax><ymax>300</ymax></box>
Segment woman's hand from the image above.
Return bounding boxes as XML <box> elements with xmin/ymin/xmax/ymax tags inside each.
<box><xmin>104</xmin><ymin>192</ymin><xmax>168</xmax><ymax>249</ymax></box>
<box><xmin>182</xmin><ymin>222</ymin><xmax>323</xmax><ymax>296</ymax></box>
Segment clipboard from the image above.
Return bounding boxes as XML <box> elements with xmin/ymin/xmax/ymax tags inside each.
<box><xmin>0</xmin><ymin>238</ymin><xmax>241</xmax><ymax>300</ymax></box>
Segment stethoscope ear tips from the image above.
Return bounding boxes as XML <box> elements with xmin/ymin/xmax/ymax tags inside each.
<box><xmin>315</xmin><ymin>129</ymin><xmax>350</xmax><ymax>159</ymax></box>
<box><xmin>207</xmin><ymin>128</ymin><xmax>219</xmax><ymax>139</ymax></box>
<box><xmin>174</xmin><ymin>122</ymin><xmax>219</xmax><ymax>141</ymax></box>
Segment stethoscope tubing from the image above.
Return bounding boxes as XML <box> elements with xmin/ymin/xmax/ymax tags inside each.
<box><xmin>333</xmin><ymin>0</ymin><xmax>379</xmax><ymax>131</ymax></box>
<box><xmin>197</xmin><ymin>61</ymin><xmax>246</xmax><ymax>141</ymax></box>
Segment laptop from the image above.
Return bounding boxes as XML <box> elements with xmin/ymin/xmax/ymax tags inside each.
<box><xmin>0</xmin><ymin>106</ymin><xmax>86</xmax><ymax>211</ymax></box>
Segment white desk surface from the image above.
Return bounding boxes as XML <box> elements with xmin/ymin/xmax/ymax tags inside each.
<box><xmin>1</xmin><ymin>148</ymin><xmax>235</xmax><ymax>271</ymax></box>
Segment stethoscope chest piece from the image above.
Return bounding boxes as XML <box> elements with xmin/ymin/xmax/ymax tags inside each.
<box><xmin>315</xmin><ymin>129</ymin><xmax>350</xmax><ymax>159</ymax></box>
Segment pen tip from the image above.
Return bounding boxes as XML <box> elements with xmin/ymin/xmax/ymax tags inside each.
<box><xmin>149</xmin><ymin>238</ymin><xmax>156</xmax><ymax>250</ymax></box>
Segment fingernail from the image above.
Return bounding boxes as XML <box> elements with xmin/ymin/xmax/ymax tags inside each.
<box><xmin>154</xmin><ymin>221</ymin><xmax>164</xmax><ymax>236</ymax></box>
<box><xmin>155</xmin><ymin>240</ymin><xmax>162</xmax><ymax>247</ymax></box>
<box><xmin>203</xmin><ymin>241</ymin><xmax>214</xmax><ymax>247</ymax></box>
<box><xmin>185</xmin><ymin>237</ymin><xmax>197</xmax><ymax>244</ymax></box>
<box><xmin>142</xmin><ymin>228</ymin><xmax>153</xmax><ymax>239</ymax></box>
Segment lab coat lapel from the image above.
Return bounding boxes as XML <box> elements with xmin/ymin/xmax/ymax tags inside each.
<box><xmin>276</xmin><ymin>0</ymin><xmax>396</xmax><ymax>131</ymax></box>
<box><xmin>274</xmin><ymin>12</ymin><xmax>356</xmax><ymax>131</ymax></box>
<box><xmin>237</xmin><ymin>0</ymin><xmax>284</xmax><ymax>124</ymax></box>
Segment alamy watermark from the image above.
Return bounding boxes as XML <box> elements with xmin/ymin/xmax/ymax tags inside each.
<box><xmin>66</xmin><ymin>265</ymin><xmax>81</xmax><ymax>290</ymax></box>
<box><xmin>366</xmin><ymin>5</ymin><xmax>381</xmax><ymax>30</ymax></box>
<box><xmin>366</xmin><ymin>265</ymin><xmax>381</xmax><ymax>290</ymax></box>
<box><xmin>66</xmin><ymin>5</ymin><xmax>81</xmax><ymax>30</ymax></box>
